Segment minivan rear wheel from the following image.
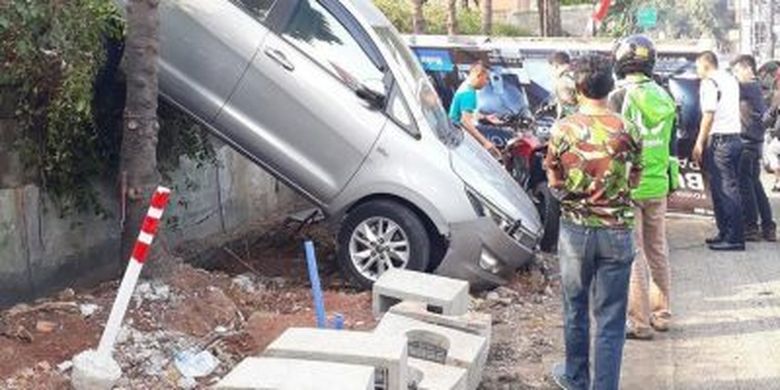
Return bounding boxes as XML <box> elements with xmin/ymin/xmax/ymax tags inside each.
<box><xmin>337</xmin><ymin>200</ymin><xmax>431</xmax><ymax>289</ymax></box>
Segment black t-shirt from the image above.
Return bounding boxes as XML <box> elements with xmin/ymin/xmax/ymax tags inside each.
<box><xmin>738</xmin><ymin>81</ymin><xmax>768</xmax><ymax>146</ymax></box>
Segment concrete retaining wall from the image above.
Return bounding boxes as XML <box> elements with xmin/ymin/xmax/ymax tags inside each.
<box><xmin>504</xmin><ymin>4</ymin><xmax>592</xmax><ymax>36</ymax></box>
<box><xmin>0</xmin><ymin>114</ymin><xmax>306</xmax><ymax>307</ymax></box>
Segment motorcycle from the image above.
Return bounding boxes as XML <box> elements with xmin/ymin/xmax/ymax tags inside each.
<box><xmin>478</xmin><ymin>100</ymin><xmax>560</xmax><ymax>253</ymax></box>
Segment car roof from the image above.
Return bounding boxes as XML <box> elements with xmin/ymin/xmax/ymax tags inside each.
<box><xmin>342</xmin><ymin>0</ymin><xmax>392</xmax><ymax>27</ymax></box>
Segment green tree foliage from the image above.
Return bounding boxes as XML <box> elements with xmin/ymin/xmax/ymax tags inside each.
<box><xmin>600</xmin><ymin>0</ymin><xmax>731</xmax><ymax>47</ymax></box>
<box><xmin>0</xmin><ymin>0</ymin><xmax>123</xmax><ymax>213</ymax></box>
<box><xmin>0</xmin><ymin>0</ymin><xmax>214</xmax><ymax>214</ymax></box>
<box><xmin>373</xmin><ymin>0</ymin><xmax>531</xmax><ymax>36</ymax></box>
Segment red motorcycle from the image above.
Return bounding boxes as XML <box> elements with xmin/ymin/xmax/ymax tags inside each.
<box><xmin>480</xmin><ymin>102</ymin><xmax>560</xmax><ymax>253</ymax></box>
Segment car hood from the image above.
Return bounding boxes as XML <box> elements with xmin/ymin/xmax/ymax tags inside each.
<box><xmin>450</xmin><ymin>136</ymin><xmax>542</xmax><ymax>232</ymax></box>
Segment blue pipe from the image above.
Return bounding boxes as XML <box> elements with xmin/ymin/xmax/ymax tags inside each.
<box><xmin>332</xmin><ymin>313</ymin><xmax>344</xmax><ymax>330</ymax></box>
<box><xmin>304</xmin><ymin>240</ymin><xmax>327</xmax><ymax>328</ymax></box>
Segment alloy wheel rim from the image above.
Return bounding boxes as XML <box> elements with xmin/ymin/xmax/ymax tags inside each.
<box><xmin>349</xmin><ymin>217</ymin><xmax>410</xmax><ymax>282</ymax></box>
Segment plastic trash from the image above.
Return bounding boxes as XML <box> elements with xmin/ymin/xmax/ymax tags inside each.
<box><xmin>174</xmin><ymin>349</ymin><xmax>219</xmax><ymax>378</ymax></box>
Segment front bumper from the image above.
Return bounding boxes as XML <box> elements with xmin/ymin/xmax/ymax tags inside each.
<box><xmin>433</xmin><ymin>216</ymin><xmax>540</xmax><ymax>290</ymax></box>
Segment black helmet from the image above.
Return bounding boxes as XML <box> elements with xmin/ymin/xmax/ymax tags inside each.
<box><xmin>613</xmin><ymin>35</ymin><xmax>657</xmax><ymax>78</ymax></box>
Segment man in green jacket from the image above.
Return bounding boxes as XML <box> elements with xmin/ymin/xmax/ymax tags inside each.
<box><xmin>609</xmin><ymin>35</ymin><xmax>678</xmax><ymax>340</ymax></box>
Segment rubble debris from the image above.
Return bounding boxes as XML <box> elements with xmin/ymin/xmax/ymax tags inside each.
<box><xmin>57</xmin><ymin>288</ymin><xmax>77</xmax><ymax>301</ymax></box>
<box><xmin>6</xmin><ymin>301</ymin><xmax>78</xmax><ymax>317</ymax></box>
<box><xmin>35</xmin><ymin>320</ymin><xmax>58</xmax><ymax>333</ymax></box>
<box><xmin>71</xmin><ymin>349</ymin><xmax>122</xmax><ymax>390</ymax></box>
<box><xmin>1</xmin><ymin>325</ymin><xmax>34</xmax><ymax>343</ymax></box>
<box><xmin>174</xmin><ymin>349</ymin><xmax>220</xmax><ymax>378</ymax></box>
<box><xmin>79</xmin><ymin>303</ymin><xmax>100</xmax><ymax>318</ymax></box>
<box><xmin>134</xmin><ymin>282</ymin><xmax>172</xmax><ymax>303</ymax></box>
<box><xmin>177</xmin><ymin>375</ymin><xmax>198</xmax><ymax>389</ymax></box>
<box><xmin>57</xmin><ymin>360</ymin><xmax>74</xmax><ymax>373</ymax></box>
<box><xmin>231</xmin><ymin>274</ymin><xmax>258</xmax><ymax>293</ymax></box>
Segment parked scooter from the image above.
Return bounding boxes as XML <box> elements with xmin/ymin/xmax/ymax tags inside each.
<box><xmin>478</xmin><ymin>99</ymin><xmax>560</xmax><ymax>253</ymax></box>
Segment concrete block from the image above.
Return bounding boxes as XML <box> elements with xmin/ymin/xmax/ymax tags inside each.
<box><xmin>388</xmin><ymin>301</ymin><xmax>492</xmax><ymax>345</ymax></box>
<box><xmin>215</xmin><ymin>357</ymin><xmax>374</xmax><ymax>390</ymax></box>
<box><xmin>264</xmin><ymin>328</ymin><xmax>408</xmax><ymax>390</ymax></box>
<box><xmin>71</xmin><ymin>350</ymin><xmax>122</xmax><ymax>390</ymax></box>
<box><xmin>372</xmin><ymin>269</ymin><xmax>469</xmax><ymax>318</ymax></box>
<box><xmin>408</xmin><ymin>358</ymin><xmax>467</xmax><ymax>390</ymax></box>
<box><xmin>374</xmin><ymin>313</ymin><xmax>488</xmax><ymax>390</ymax></box>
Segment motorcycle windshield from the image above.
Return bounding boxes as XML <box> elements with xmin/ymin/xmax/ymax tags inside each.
<box><xmin>477</xmin><ymin>73</ymin><xmax>531</xmax><ymax>116</ymax></box>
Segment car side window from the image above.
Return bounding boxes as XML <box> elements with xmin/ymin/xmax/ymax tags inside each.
<box><xmin>282</xmin><ymin>0</ymin><xmax>384</xmax><ymax>90</ymax></box>
<box><xmin>388</xmin><ymin>86</ymin><xmax>419</xmax><ymax>138</ymax></box>
<box><xmin>234</xmin><ymin>0</ymin><xmax>277</xmax><ymax>21</ymax></box>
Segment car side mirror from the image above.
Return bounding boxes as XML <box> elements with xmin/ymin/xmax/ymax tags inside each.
<box><xmin>356</xmin><ymin>80</ymin><xmax>386</xmax><ymax>110</ymax></box>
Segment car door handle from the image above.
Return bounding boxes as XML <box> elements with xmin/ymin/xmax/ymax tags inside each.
<box><xmin>264</xmin><ymin>48</ymin><xmax>295</xmax><ymax>71</ymax></box>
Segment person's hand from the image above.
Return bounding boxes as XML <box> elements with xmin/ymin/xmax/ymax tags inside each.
<box><xmin>485</xmin><ymin>114</ymin><xmax>502</xmax><ymax>125</ymax></box>
<box><xmin>692</xmin><ymin>141</ymin><xmax>704</xmax><ymax>165</ymax></box>
<box><xmin>483</xmin><ymin>140</ymin><xmax>500</xmax><ymax>158</ymax></box>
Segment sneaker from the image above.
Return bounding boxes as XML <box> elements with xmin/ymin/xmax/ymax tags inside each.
<box><xmin>650</xmin><ymin>314</ymin><xmax>671</xmax><ymax>332</ymax></box>
<box><xmin>551</xmin><ymin>362</ymin><xmax>576</xmax><ymax>390</ymax></box>
<box><xmin>744</xmin><ymin>228</ymin><xmax>761</xmax><ymax>242</ymax></box>
<box><xmin>705</xmin><ymin>234</ymin><xmax>724</xmax><ymax>244</ymax></box>
<box><xmin>763</xmin><ymin>226</ymin><xmax>777</xmax><ymax>242</ymax></box>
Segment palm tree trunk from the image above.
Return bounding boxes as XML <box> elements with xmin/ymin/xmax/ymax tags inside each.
<box><xmin>538</xmin><ymin>0</ymin><xmax>562</xmax><ymax>36</ymax></box>
<box><xmin>447</xmin><ymin>0</ymin><xmax>459</xmax><ymax>36</ymax></box>
<box><xmin>481</xmin><ymin>0</ymin><xmax>493</xmax><ymax>35</ymax></box>
<box><xmin>120</xmin><ymin>0</ymin><xmax>165</xmax><ymax>275</ymax></box>
<box><xmin>411</xmin><ymin>0</ymin><xmax>426</xmax><ymax>35</ymax></box>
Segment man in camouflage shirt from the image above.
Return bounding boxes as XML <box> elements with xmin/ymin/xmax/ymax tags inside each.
<box><xmin>545</xmin><ymin>55</ymin><xmax>642</xmax><ymax>390</ymax></box>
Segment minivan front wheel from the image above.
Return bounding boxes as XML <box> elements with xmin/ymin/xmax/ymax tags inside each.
<box><xmin>337</xmin><ymin>200</ymin><xmax>431</xmax><ymax>289</ymax></box>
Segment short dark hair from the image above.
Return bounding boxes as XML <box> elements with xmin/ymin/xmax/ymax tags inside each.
<box><xmin>548</xmin><ymin>51</ymin><xmax>571</xmax><ymax>66</ymax></box>
<box><xmin>571</xmin><ymin>54</ymin><xmax>614</xmax><ymax>100</ymax></box>
<box><xmin>469</xmin><ymin>61</ymin><xmax>490</xmax><ymax>76</ymax></box>
<box><xmin>731</xmin><ymin>54</ymin><xmax>757</xmax><ymax>74</ymax></box>
<box><xmin>697</xmin><ymin>51</ymin><xmax>719</xmax><ymax>68</ymax></box>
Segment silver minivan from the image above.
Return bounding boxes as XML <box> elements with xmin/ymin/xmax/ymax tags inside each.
<box><xmin>137</xmin><ymin>0</ymin><xmax>542</xmax><ymax>289</ymax></box>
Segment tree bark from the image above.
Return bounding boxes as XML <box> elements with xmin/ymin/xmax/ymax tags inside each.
<box><xmin>120</xmin><ymin>0</ymin><xmax>166</xmax><ymax>276</ymax></box>
<box><xmin>769</xmin><ymin>0</ymin><xmax>776</xmax><ymax>59</ymax></box>
<box><xmin>538</xmin><ymin>0</ymin><xmax>562</xmax><ymax>36</ymax></box>
<box><xmin>447</xmin><ymin>0</ymin><xmax>459</xmax><ymax>36</ymax></box>
<box><xmin>481</xmin><ymin>0</ymin><xmax>492</xmax><ymax>35</ymax></box>
<box><xmin>461</xmin><ymin>0</ymin><xmax>470</xmax><ymax>9</ymax></box>
<box><xmin>412</xmin><ymin>0</ymin><xmax>426</xmax><ymax>34</ymax></box>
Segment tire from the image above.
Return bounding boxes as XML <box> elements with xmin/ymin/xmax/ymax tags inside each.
<box><xmin>509</xmin><ymin>155</ymin><xmax>530</xmax><ymax>187</ymax></box>
<box><xmin>337</xmin><ymin>200</ymin><xmax>431</xmax><ymax>290</ymax></box>
<box><xmin>535</xmin><ymin>183</ymin><xmax>561</xmax><ymax>253</ymax></box>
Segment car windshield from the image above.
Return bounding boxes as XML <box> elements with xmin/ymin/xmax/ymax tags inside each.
<box><xmin>371</xmin><ymin>25</ymin><xmax>463</xmax><ymax>146</ymax></box>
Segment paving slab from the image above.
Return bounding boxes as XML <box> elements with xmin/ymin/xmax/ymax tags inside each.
<box><xmin>621</xmin><ymin>208</ymin><xmax>780</xmax><ymax>390</ymax></box>
<box><xmin>388</xmin><ymin>301</ymin><xmax>492</xmax><ymax>345</ymax></box>
<box><xmin>374</xmin><ymin>312</ymin><xmax>487</xmax><ymax>390</ymax></box>
<box><xmin>214</xmin><ymin>357</ymin><xmax>374</xmax><ymax>390</ymax></box>
<box><xmin>373</xmin><ymin>269</ymin><xmax>469</xmax><ymax>318</ymax></box>
<box><xmin>263</xmin><ymin>328</ymin><xmax>408</xmax><ymax>390</ymax></box>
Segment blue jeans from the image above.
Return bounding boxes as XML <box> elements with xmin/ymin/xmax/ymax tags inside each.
<box><xmin>559</xmin><ymin>222</ymin><xmax>635</xmax><ymax>390</ymax></box>
<box><xmin>704</xmin><ymin>135</ymin><xmax>744</xmax><ymax>243</ymax></box>
<box><xmin>739</xmin><ymin>146</ymin><xmax>776</xmax><ymax>232</ymax></box>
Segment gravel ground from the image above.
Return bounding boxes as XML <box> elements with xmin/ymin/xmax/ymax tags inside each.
<box><xmin>0</xmin><ymin>222</ymin><xmax>565</xmax><ymax>389</ymax></box>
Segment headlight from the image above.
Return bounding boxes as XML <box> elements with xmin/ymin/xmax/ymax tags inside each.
<box><xmin>465</xmin><ymin>188</ymin><xmax>513</xmax><ymax>231</ymax></box>
<box><xmin>466</xmin><ymin>187</ymin><xmax>539</xmax><ymax>250</ymax></box>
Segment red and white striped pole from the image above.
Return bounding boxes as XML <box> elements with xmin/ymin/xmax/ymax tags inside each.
<box><xmin>97</xmin><ymin>186</ymin><xmax>171</xmax><ymax>357</ymax></box>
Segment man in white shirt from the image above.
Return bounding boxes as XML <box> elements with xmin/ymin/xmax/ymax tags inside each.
<box><xmin>692</xmin><ymin>51</ymin><xmax>745</xmax><ymax>251</ymax></box>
